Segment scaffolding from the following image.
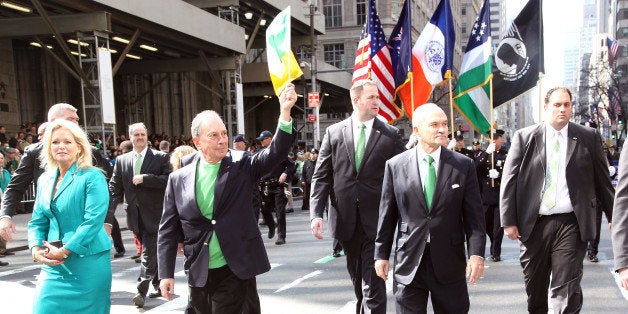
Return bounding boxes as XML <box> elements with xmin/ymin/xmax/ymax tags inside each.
<box><xmin>76</xmin><ymin>30</ymin><xmax>117</xmax><ymax>150</ymax></box>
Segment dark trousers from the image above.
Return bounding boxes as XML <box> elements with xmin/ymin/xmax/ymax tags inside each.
<box><xmin>186</xmin><ymin>265</ymin><xmax>249</xmax><ymax>314</ymax></box>
<box><xmin>301</xmin><ymin>182</ymin><xmax>310</xmax><ymax>211</ymax></box>
<box><xmin>241</xmin><ymin>277</ymin><xmax>261</xmax><ymax>314</ymax></box>
<box><xmin>520</xmin><ymin>213</ymin><xmax>586</xmax><ymax>314</ymax></box>
<box><xmin>394</xmin><ymin>245</ymin><xmax>470</xmax><ymax>314</ymax></box>
<box><xmin>340</xmin><ymin>222</ymin><xmax>386</xmax><ymax>314</ymax></box>
<box><xmin>587</xmin><ymin>207</ymin><xmax>603</xmax><ymax>255</ymax></box>
<box><xmin>333</xmin><ymin>238</ymin><xmax>343</xmax><ymax>253</ymax></box>
<box><xmin>261</xmin><ymin>187</ymin><xmax>287</xmax><ymax>239</ymax></box>
<box><xmin>111</xmin><ymin>217</ymin><xmax>125</xmax><ymax>253</ymax></box>
<box><xmin>137</xmin><ymin>231</ymin><xmax>159</xmax><ymax>297</ymax></box>
<box><xmin>484</xmin><ymin>203</ymin><xmax>504</xmax><ymax>258</ymax></box>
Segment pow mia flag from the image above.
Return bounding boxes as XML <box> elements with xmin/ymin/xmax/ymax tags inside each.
<box><xmin>493</xmin><ymin>0</ymin><xmax>544</xmax><ymax>107</ymax></box>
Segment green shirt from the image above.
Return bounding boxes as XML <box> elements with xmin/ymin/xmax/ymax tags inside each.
<box><xmin>195</xmin><ymin>161</ymin><xmax>227</xmax><ymax>269</ymax></box>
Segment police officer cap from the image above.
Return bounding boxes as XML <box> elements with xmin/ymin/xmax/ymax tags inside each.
<box><xmin>310</xmin><ymin>148</ymin><xmax>319</xmax><ymax>154</ymax></box>
<box><xmin>454</xmin><ymin>135</ymin><xmax>464</xmax><ymax>141</ymax></box>
<box><xmin>233</xmin><ymin>134</ymin><xmax>246</xmax><ymax>143</ymax></box>
<box><xmin>472</xmin><ymin>140</ymin><xmax>481</xmax><ymax>146</ymax></box>
<box><xmin>256</xmin><ymin>130</ymin><xmax>273</xmax><ymax>141</ymax></box>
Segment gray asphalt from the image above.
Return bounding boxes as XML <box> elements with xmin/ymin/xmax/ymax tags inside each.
<box><xmin>0</xmin><ymin>198</ymin><xmax>626</xmax><ymax>313</ymax></box>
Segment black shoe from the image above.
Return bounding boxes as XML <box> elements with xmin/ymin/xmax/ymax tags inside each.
<box><xmin>130</xmin><ymin>253</ymin><xmax>141</xmax><ymax>260</ymax></box>
<box><xmin>286</xmin><ymin>208</ymin><xmax>294</xmax><ymax>213</ymax></box>
<box><xmin>491</xmin><ymin>256</ymin><xmax>501</xmax><ymax>262</ymax></box>
<box><xmin>259</xmin><ymin>220</ymin><xmax>267</xmax><ymax>226</ymax></box>
<box><xmin>275</xmin><ymin>238</ymin><xmax>286</xmax><ymax>245</ymax></box>
<box><xmin>332</xmin><ymin>250</ymin><xmax>341</xmax><ymax>258</ymax></box>
<box><xmin>301</xmin><ymin>208</ymin><xmax>309</xmax><ymax>211</ymax></box>
<box><xmin>148</xmin><ymin>291</ymin><xmax>162</xmax><ymax>298</ymax></box>
<box><xmin>0</xmin><ymin>260</ymin><xmax>8</xmax><ymax>266</ymax></box>
<box><xmin>588</xmin><ymin>253</ymin><xmax>599</xmax><ymax>263</ymax></box>
<box><xmin>132</xmin><ymin>293</ymin><xmax>145</xmax><ymax>308</ymax></box>
<box><xmin>268</xmin><ymin>226</ymin><xmax>276</xmax><ymax>239</ymax></box>
<box><xmin>113</xmin><ymin>251</ymin><xmax>125</xmax><ymax>258</ymax></box>
<box><xmin>135</xmin><ymin>257</ymin><xmax>141</xmax><ymax>263</ymax></box>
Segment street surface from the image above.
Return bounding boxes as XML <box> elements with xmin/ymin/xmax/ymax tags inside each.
<box><xmin>0</xmin><ymin>198</ymin><xmax>626</xmax><ymax>313</ymax></box>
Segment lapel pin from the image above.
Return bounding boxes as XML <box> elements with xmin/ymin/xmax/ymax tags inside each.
<box><xmin>376</xmin><ymin>130</ymin><xmax>381</xmax><ymax>134</ymax></box>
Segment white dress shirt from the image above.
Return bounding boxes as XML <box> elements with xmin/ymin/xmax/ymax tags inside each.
<box><xmin>351</xmin><ymin>114</ymin><xmax>375</xmax><ymax>151</ymax></box>
<box><xmin>539</xmin><ymin>123</ymin><xmax>573</xmax><ymax>215</ymax></box>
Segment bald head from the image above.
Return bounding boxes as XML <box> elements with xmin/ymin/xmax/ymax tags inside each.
<box><xmin>412</xmin><ymin>103</ymin><xmax>448</xmax><ymax>153</ymax></box>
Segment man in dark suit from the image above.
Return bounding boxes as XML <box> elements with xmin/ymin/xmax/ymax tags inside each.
<box><xmin>158</xmin><ymin>84</ymin><xmax>297</xmax><ymax>313</ymax></box>
<box><xmin>107</xmin><ymin>122</ymin><xmax>172</xmax><ymax>308</ymax></box>
<box><xmin>0</xmin><ymin>103</ymin><xmax>112</xmax><ymax>242</ymax></box>
<box><xmin>300</xmin><ymin>148</ymin><xmax>318</xmax><ymax>212</ymax></box>
<box><xmin>612</xmin><ymin>144</ymin><xmax>628</xmax><ymax>290</ymax></box>
<box><xmin>374</xmin><ymin>103</ymin><xmax>485</xmax><ymax>313</ymax></box>
<box><xmin>500</xmin><ymin>87</ymin><xmax>614</xmax><ymax>313</ymax></box>
<box><xmin>310</xmin><ymin>79</ymin><xmax>405</xmax><ymax>314</ymax></box>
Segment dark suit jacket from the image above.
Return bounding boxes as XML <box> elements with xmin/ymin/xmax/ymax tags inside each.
<box><xmin>612</xmin><ymin>144</ymin><xmax>628</xmax><ymax>272</ymax></box>
<box><xmin>301</xmin><ymin>159</ymin><xmax>316</xmax><ymax>183</ymax></box>
<box><xmin>500</xmin><ymin>122</ymin><xmax>614</xmax><ymax>242</ymax></box>
<box><xmin>374</xmin><ymin>148</ymin><xmax>485</xmax><ymax>285</ymax></box>
<box><xmin>157</xmin><ymin>126</ymin><xmax>292</xmax><ymax>286</ymax></box>
<box><xmin>1</xmin><ymin>142</ymin><xmax>112</xmax><ymax>217</ymax></box>
<box><xmin>310</xmin><ymin>117</ymin><xmax>405</xmax><ymax>241</ymax></box>
<box><xmin>107</xmin><ymin>149</ymin><xmax>172</xmax><ymax>235</ymax></box>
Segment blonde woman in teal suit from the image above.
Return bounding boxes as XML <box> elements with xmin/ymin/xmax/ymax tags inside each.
<box><xmin>28</xmin><ymin>120</ymin><xmax>111</xmax><ymax>314</ymax></box>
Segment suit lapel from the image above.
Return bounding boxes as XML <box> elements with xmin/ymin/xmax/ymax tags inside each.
<box><xmin>54</xmin><ymin>164</ymin><xmax>76</xmax><ymax>200</ymax></box>
<box><xmin>212</xmin><ymin>156</ymin><xmax>232</xmax><ymax>215</ymax></box>
<box><xmin>361</xmin><ymin>119</ymin><xmax>383</xmax><ymax>169</ymax></box>
<box><xmin>533</xmin><ymin>124</ymin><xmax>546</xmax><ymax>172</ymax></box>
<box><xmin>431</xmin><ymin>149</ymin><xmax>453</xmax><ymax>211</ymax></box>
<box><xmin>342</xmin><ymin>119</ymin><xmax>356</xmax><ymax>170</ymax></box>
<box><xmin>141</xmin><ymin>149</ymin><xmax>155</xmax><ymax>174</ymax></box>
<box><xmin>405</xmin><ymin>149</ymin><xmax>428</xmax><ymax>212</ymax></box>
<box><xmin>566</xmin><ymin>122</ymin><xmax>578</xmax><ymax>165</ymax></box>
<box><xmin>183</xmin><ymin>161</ymin><xmax>204</xmax><ymax>218</ymax></box>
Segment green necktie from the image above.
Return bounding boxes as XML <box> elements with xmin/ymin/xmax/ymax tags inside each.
<box><xmin>134</xmin><ymin>153</ymin><xmax>142</xmax><ymax>175</ymax></box>
<box><xmin>355</xmin><ymin>123</ymin><xmax>366</xmax><ymax>171</ymax></box>
<box><xmin>542</xmin><ymin>131</ymin><xmax>561</xmax><ymax>210</ymax></box>
<box><xmin>424</xmin><ymin>155</ymin><xmax>436</xmax><ymax>210</ymax></box>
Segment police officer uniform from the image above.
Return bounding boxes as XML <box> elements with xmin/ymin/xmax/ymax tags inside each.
<box><xmin>476</xmin><ymin>130</ymin><xmax>508</xmax><ymax>261</ymax></box>
<box><xmin>259</xmin><ymin>155</ymin><xmax>295</xmax><ymax>245</ymax></box>
<box><xmin>453</xmin><ymin>134</ymin><xmax>474</xmax><ymax>159</ymax></box>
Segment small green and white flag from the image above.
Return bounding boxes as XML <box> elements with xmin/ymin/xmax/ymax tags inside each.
<box><xmin>453</xmin><ymin>0</ymin><xmax>492</xmax><ymax>135</ymax></box>
<box><xmin>266</xmin><ymin>6</ymin><xmax>303</xmax><ymax>96</ymax></box>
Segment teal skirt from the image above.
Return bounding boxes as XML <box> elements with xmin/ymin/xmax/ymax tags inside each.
<box><xmin>32</xmin><ymin>250</ymin><xmax>111</xmax><ymax>314</ymax></box>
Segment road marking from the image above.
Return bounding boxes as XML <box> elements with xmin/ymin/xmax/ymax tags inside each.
<box><xmin>112</xmin><ymin>266</ymin><xmax>138</xmax><ymax>278</ymax></box>
<box><xmin>271</xmin><ymin>263</ymin><xmax>282</xmax><ymax>269</ymax></box>
<box><xmin>274</xmin><ymin>270</ymin><xmax>323</xmax><ymax>293</ymax></box>
<box><xmin>0</xmin><ymin>265</ymin><xmax>40</xmax><ymax>278</ymax></box>
<box><xmin>314</xmin><ymin>255</ymin><xmax>336</xmax><ymax>264</ymax></box>
<box><xmin>610</xmin><ymin>267</ymin><xmax>628</xmax><ymax>301</ymax></box>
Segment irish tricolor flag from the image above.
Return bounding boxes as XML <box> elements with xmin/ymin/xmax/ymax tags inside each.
<box><xmin>266</xmin><ymin>7</ymin><xmax>303</xmax><ymax>96</ymax></box>
<box><xmin>453</xmin><ymin>0</ymin><xmax>492</xmax><ymax>134</ymax></box>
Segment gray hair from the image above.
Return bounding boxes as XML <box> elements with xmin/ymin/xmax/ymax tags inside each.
<box><xmin>159</xmin><ymin>140</ymin><xmax>170</xmax><ymax>150</ymax></box>
<box><xmin>412</xmin><ymin>103</ymin><xmax>445</xmax><ymax>127</ymax></box>
<box><xmin>191</xmin><ymin>110</ymin><xmax>223</xmax><ymax>137</ymax></box>
<box><xmin>128</xmin><ymin>122</ymin><xmax>147</xmax><ymax>136</ymax></box>
<box><xmin>47</xmin><ymin>103</ymin><xmax>77</xmax><ymax>121</ymax></box>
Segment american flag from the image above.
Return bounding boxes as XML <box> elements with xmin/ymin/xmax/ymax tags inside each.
<box><xmin>608</xmin><ymin>37</ymin><xmax>620</xmax><ymax>66</ymax></box>
<box><xmin>352</xmin><ymin>0</ymin><xmax>400</xmax><ymax>123</ymax></box>
<box><xmin>609</xmin><ymin>87</ymin><xmax>622</xmax><ymax>117</ymax></box>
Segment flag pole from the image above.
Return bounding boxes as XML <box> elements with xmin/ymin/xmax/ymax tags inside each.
<box><xmin>449</xmin><ymin>77</ymin><xmax>455</xmax><ymax>139</ymax></box>
<box><xmin>410</xmin><ymin>71</ymin><xmax>415</xmax><ymax>116</ymax></box>
<box><xmin>538</xmin><ymin>73</ymin><xmax>544</xmax><ymax>123</ymax></box>
<box><xmin>490</xmin><ymin>77</ymin><xmax>495</xmax><ymax>188</ymax></box>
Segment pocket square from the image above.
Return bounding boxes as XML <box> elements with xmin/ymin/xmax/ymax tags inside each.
<box><xmin>451</xmin><ymin>184</ymin><xmax>460</xmax><ymax>189</ymax></box>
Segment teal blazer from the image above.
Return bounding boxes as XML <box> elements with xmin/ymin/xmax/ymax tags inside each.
<box><xmin>28</xmin><ymin>163</ymin><xmax>111</xmax><ymax>256</ymax></box>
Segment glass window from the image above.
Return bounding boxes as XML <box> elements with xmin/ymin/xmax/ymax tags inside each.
<box><xmin>323</xmin><ymin>0</ymin><xmax>342</xmax><ymax>28</ymax></box>
<box><xmin>357</xmin><ymin>0</ymin><xmax>367</xmax><ymax>26</ymax></box>
<box><xmin>324</xmin><ymin>43</ymin><xmax>345</xmax><ymax>68</ymax></box>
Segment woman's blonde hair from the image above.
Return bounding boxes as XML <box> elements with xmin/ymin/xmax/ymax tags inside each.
<box><xmin>39</xmin><ymin>120</ymin><xmax>93</xmax><ymax>172</ymax></box>
<box><xmin>170</xmin><ymin>145</ymin><xmax>197</xmax><ymax>171</ymax></box>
